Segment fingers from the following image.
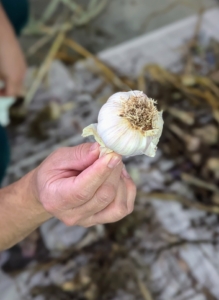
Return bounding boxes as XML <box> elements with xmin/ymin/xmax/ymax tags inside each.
<box><xmin>49</xmin><ymin>143</ymin><xmax>101</xmax><ymax>171</ymax></box>
<box><xmin>82</xmin><ymin>170</ymin><xmax>136</xmax><ymax>226</ymax></box>
<box><xmin>121</xmin><ymin>166</ymin><xmax>136</xmax><ymax>213</ymax></box>
<box><xmin>5</xmin><ymin>80</ymin><xmax>21</xmax><ymax>96</ymax></box>
<box><xmin>70</xmin><ymin>162</ymin><xmax>123</xmax><ymax>218</ymax></box>
<box><xmin>68</xmin><ymin>152</ymin><xmax>122</xmax><ymax>205</ymax></box>
<box><xmin>84</xmin><ymin>179</ymin><xmax>127</xmax><ymax>226</ymax></box>
<box><xmin>36</xmin><ymin>143</ymin><xmax>101</xmax><ymax>213</ymax></box>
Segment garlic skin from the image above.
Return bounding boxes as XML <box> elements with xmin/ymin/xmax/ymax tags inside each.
<box><xmin>82</xmin><ymin>91</ymin><xmax>164</xmax><ymax>157</ymax></box>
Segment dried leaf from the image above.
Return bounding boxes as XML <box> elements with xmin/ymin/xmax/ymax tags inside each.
<box><xmin>168</xmin><ymin>107</ymin><xmax>194</xmax><ymax>125</ymax></box>
<box><xmin>193</xmin><ymin>125</ymin><xmax>218</xmax><ymax>145</ymax></box>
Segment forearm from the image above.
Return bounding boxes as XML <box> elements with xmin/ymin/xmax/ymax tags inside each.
<box><xmin>0</xmin><ymin>171</ymin><xmax>51</xmax><ymax>251</ymax></box>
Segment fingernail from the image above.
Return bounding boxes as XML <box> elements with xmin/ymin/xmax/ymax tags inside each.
<box><xmin>108</xmin><ymin>155</ymin><xmax>121</xmax><ymax>168</ymax></box>
<box><xmin>90</xmin><ymin>143</ymin><xmax>99</xmax><ymax>152</ymax></box>
<box><xmin>122</xmin><ymin>166</ymin><xmax>131</xmax><ymax>179</ymax></box>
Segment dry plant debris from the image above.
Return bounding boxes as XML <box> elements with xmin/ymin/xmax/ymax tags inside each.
<box><xmin>1</xmin><ymin>2</ymin><xmax>219</xmax><ymax>300</ymax></box>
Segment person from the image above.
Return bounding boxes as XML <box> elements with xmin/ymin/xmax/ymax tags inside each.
<box><xmin>0</xmin><ymin>0</ymin><xmax>27</xmax><ymax>96</ymax></box>
<box><xmin>0</xmin><ymin>1</ymin><xmax>28</xmax><ymax>183</ymax></box>
<box><xmin>0</xmin><ymin>2</ymin><xmax>137</xmax><ymax>251</ymax></box>
<box><xmin>0</xmin><ymin>143</ymin><xmax>136</xmax><ymax>251</ymax></box>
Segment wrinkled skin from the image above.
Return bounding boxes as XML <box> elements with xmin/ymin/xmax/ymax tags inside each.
<box><xmin>34</xmin><ymin>143</ymin><xmax>136</xmax><ymax>227</ymax></box>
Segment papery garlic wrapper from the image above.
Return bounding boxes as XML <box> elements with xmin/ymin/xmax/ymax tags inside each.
<box><xmin>82</xmin><ymin>91</ymin><xmax>164</xmax><ymax>157</ymax></box>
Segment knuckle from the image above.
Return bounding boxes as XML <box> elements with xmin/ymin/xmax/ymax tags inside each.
<box><xmin>41</xmin><ymin>197</ymin><xmax>55</xmax><ymax>214</ymax></box>
<box><xmin>96</xmin><ymin>183</ymin><xmax>116</xmax><ymax>205</ymax></box>
<box><xmin>75</xmin><ymin>189</ymin><xmax>90</xmax><ymax>202</ymax></box>
<box><xmin>43</xmin><ymin>202</ymin><xmax>53</xmax><ymax>213</ymax></box>
<box><xmin>43</xmin><ymin>201</ymin><xmax>58</xmax><ymax>215</ymax></box>
<box><xmin>117</xmin><ymin>203</ymin><xmax>128</xmax><ymax>219</ymax></box>
<box><xmin>63</xmin><ymin>217</ymin><xmax>77</xmax><ymax>227</ymax></box>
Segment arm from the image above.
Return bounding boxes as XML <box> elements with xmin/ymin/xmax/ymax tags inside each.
<box><xmin>0</xmin><ymin>4</ymin><xmax>26</xmax><ymax>96</ymax></box>
<box><xmin>0</xmin><ymin>172</ymin><xmax>51</xmax><ymax>250</ymax></box>
<box><xmin>0</xmin><ymin>143</ymin><xmax>136</xmax><ymax>251</ymax></box>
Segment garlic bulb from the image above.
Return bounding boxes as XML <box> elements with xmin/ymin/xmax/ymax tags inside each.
<box><xmin>82</xmin><ymin>90</ymin><xmax>164</xmax><ymax>157</ymax></box>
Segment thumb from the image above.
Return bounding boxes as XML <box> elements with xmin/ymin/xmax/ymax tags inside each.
<box><xmin>52</xmin><ymin>142</ymin><xmax>100</xmax><ymax>171</ymax></box>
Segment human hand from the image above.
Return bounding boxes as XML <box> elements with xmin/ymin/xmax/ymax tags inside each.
<box><xmin>33</xmin><ymin>143</ymin><xmax>136</xmax><ymax>227</ymax></box>
<box><xmin>0</xmin><ymin>6</ymin><xmax>26</xmax><ymax>96</ymax></box>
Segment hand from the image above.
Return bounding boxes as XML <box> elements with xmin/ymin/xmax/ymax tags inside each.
<box><xmin>33</xmin><ymin>143</ymin><xmax>136</xmax><ymax>227</ymax></box>
<box><xmin>0</xmin><ymin>5</ymin><xmax>26</xmax><ymax>96</ymax></box>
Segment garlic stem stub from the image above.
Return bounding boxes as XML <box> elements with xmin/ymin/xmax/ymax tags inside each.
<box><xmin>82</xmin><ymin>91</ymin><xmax>164</xmax><ymax>157</ymax></box>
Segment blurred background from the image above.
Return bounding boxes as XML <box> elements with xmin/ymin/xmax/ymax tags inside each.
<box><xmin>1</xmin><ymin>0</ymin><xmax>219</xmax><ymax>299</ymax></box>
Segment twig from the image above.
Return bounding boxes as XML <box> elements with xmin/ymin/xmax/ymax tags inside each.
<box><xmin>40</xmin><ymin>0</ymin><xmax>61</xmax><ymax>24</ymax></box>
<box><xmin>23</xmin><ymin>0</ymin><xmax>61</xmax><ymax>36</ymax></box>
<box><xmin>24</xmin><ymin>31</ymin><xmax>65</xmax><ymax>107</ymax></box>
<box><xmin>141</xmin><ymin>0</ymin><xmax>200</xmax><ymax>32</ymax></box>
<box><xmin>60</xmin><ymin>0</ymin><xmax>82</xmax><ymax>14</ymax></box>
<box><xmin>64</xmin><ymin>38</ymin><xmax>130</xmax><ymax>90</ymax></box>
<box><xmin>75</xmin><ymin>0</ymin><xmax>108</xmax><ymax>26</ymax></box>
<box><xmin>137</xmin><ymin>277</ymin><xmax>154</xmax><ymax>300</ymax></box>
<box><xmin>27</xmin><ymin>34</ymin><xmax>54</xmax><ymax>57</ymax></box>
<box><xmin>140</xmin><ymin>192</ymin><xmax>219</xmax><ymax>214</ymax></box>
<box><xmin>26</xmin><ymin>19</ymin><xmax>75</xmax><ymax>56</ymax></box>
<box><xmin>145</xmin><ymin>64</ymin><xmax>200</xmax><ymax>105</ymax></box>
<box><xmin>121</xmin><ymin>259</ymin><xmax>154</xmax><ymax>300</ymax></box>
<box><xmin>167</xmin><ymin>107</ymin><xmax>194</xmax><ymax>125</ymax></box>
<box><xmin>137</xmin><ymin>65</ymin><xmax>148</xmax><ymax>92</ymax></box>
<box><xmin>183</xmin><ymin>8</ymin><xmax>204</xmax><ymax>75</ymax></box>
<box><xmin>156</xmin><ymin>238</ymin><xmax>216</xmax><ymax>255</ymax></box>
<box><xmin>181</xmin><ymin>172</ymin><xmax>219</xmax><ymax>193</ymax></box>
<box><xmin>26</xmin><ymin>1</ymin><xmax>108</xmax><ymax>56</ymax></box>
<box><xmin>88</xmin><ymin>0</ymin><xmax>99</xmax><ymax>10</ymax></box>
<box><xmin>150</xmin><ymin>237</ymin><xmax>218</xmax><ymax>264</ymax></box>
<box><xmin>7</xmin><ymin>134</ymin><xmax>83</xmax><ymax>175</ymax></box>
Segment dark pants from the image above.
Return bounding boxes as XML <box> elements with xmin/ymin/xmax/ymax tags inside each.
<box><xmin>0</xmin><ymin>126</ymin><xmax>10</xmax><ymax>184</ymax></box>
<box><xmin>0</xmin><ymin>0</ymin><xmax>29</xmax><ymax>184</ymax></box>
<box><xmin>1</xmin><ymin>0</ymin><xmax>29</xmax><ymax>35</ymax></box>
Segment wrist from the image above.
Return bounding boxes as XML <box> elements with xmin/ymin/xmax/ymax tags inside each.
<box><xmin>16</xmin><ymin>169</ymin><xmax>52</xmax><ymax>225</ymax></box>
<box><xmin>0</xmin><ymin>169</ymin><xmax>52</xmax><ymax>251</ymax></box>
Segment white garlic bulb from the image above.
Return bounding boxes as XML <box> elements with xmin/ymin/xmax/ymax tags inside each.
<box><xmin>82</xmin><ymin>90</ymin><xmax>164</xmax><ymax>157</ymax></box>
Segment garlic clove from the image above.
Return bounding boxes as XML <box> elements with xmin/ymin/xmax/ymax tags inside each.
<box><xmin>102</xmin><ymin>127</ymin><xmax>140</xmax><ymax>156</ymax></box>
<box><xmin>107</xmin><ymin>91</ymin><xmax>130</xmax><ymax>104</ymax></box>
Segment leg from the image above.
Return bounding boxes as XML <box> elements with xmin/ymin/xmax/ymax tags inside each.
<box><xmin>0</xmin><ymin>125</ymin><xmax>10</xmax><ymax>185</ymax></box>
